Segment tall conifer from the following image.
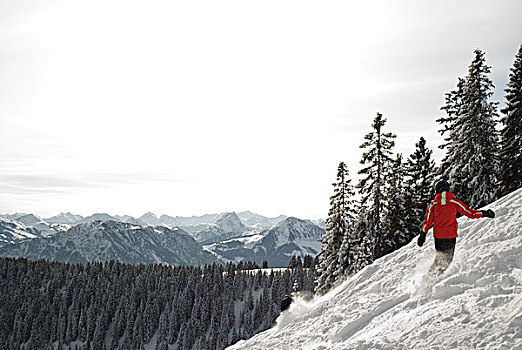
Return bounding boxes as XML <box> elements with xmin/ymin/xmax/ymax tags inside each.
<box><xmin>316</xmin><ymin>162</ymin><xmax>354</xmax><ymax>295</ymax></box>
<box><xmin>499</xmin><ymin>45</ymin><xmax>522</xmax><ymax>196</ymax></box>
<box><xmin>356</xmin><ymin>113</ymin><xmax>396</xmax><ymax>259</ymax></box>
<box><xmin>405</xmin><ymin>137</ymin><xmax>435</xmax><ymax>234</ymax></box>
<box><xmin>438</xmin><ymin>49</ymin><xmax>499</xmax><ymax>207</ymax></box>
<box><xmin>333</xmin><ymin>165</ymin><xmax>357</xmax><ymax>283</ymax></box>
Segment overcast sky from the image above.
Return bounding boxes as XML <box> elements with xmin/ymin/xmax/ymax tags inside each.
<box><xmin>0</xmin><ymin>0</ymin><xmax>521</xmax><ymax>219</ymax></box>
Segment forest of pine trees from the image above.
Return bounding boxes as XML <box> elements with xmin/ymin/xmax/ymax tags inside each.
<box><xmin>0</xmin><ymin>258</ymin><xmax>315</xmax><ymax>350</ymax></box>
<box><xmin>315</xmin><ymin>45</ymin><xmax>522</xmax><ymax>295</ymax></box>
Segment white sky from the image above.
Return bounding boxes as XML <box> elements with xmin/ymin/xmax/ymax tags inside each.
<box><xmin>0</xmin><ymin>0</ymin><xmax>521</xmax><ymax>219</ymax></box>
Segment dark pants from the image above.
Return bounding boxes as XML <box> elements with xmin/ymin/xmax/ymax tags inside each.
<box><xmin>428</xmin><ymin>238</ymin><xmax>456</xmax><ymax>277</ymax></box>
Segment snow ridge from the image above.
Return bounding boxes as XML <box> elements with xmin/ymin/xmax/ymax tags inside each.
<box><xmin>228</xmin><ymin>189</ymin><xmax>522</xmax><ymax>349</ymax></box>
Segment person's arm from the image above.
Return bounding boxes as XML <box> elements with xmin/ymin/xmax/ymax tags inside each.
<box><xmin>418</xmin><ymin>201</ymin><xmax>435</xmax><ymax>247</ymax></box>
<box><xmin>421</xmin><ymin>201</ymin><xmax>436</xmax><ymax>233</ymax></box>
<box><xmin>450</xmin><ymin>198</ymin><xmax>483</xmax><ymax>219</ymax></box>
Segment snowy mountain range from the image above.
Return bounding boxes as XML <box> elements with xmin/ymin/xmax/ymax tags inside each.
<box><xmin>205</xmin><ymin>217</ymin><xmax>324</xmax><ymax>267</ymax></box>
<box><xmin>0</xmin><ymin>214</ymin><xmax>69</xmax><ymax>247</ymax></box>
<box><xmin>15</xmin><ymin>214</ymin><xmax>67</xmax><ymax>237</ymax></box>
<box><xmin>39</xmin><ymin>210</ymin><xmax>288</xmax><ymax>230</ymax></box>
<box><xmin>229</xmin><ymin>188</ymin><xmax>522</xmax><ymax>349</ymax></box>
<box><xmin>0</xmin><ymin>220</ymin><xmax>216</xmax><ymax>266</ymax></box>
<box><xmin>0</xmin><ymin>211</ymin><xmax>323</xmax><ymax>267</ymax></box>
<box><xmin>0</xmin><ymin>218</ymin><xmax>40</xmax><ymax>247</ymax></box>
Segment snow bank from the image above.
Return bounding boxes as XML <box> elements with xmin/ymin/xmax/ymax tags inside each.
<box><xmin>227</xmin><ymin>189</ymin><xmax>522</xmax><ymax>349</ymax></box>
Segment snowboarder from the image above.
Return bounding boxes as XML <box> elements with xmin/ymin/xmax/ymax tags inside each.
<box><xmin>417</xmin><ymin>180</ymin><xmax>495</xmax><ymax>276</ymax></box>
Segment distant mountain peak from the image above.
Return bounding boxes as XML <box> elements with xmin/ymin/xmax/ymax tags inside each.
<box><xmin>216</xmin><ymin>212</ymin><xmax>246</xmax><ymax>233</ymax></box>
<box><xmin>46</xmin><ymin>212</ymin><xmax>84</xmax><ymax>224</ymax></box>
<box><xmin>266</xmin><ymin>217</ymin><xmax>322</xmax><ymax>245</ymax></box>
<box><xmin>138</xmin><ymin>212</ymin><xmax>163</xmax><ymax>226</ymax></box>
<box><xmin>16</xmin><ymin>214</ymin><xmax>43</xmax><ymax>226</ymax></box>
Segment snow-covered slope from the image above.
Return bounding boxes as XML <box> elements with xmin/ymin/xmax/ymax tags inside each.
<box><xmin>0</xmin><ymin>214</ymin><xmax>68</xmax><ymax>246</ymax></box>
<box><xmin>206</xmin><ymin>217</ymin><xmax>324</xmax><ymax>267</ymax></box>
<box><xmin>16</xmin><ymin>214</ymin><xmax>67</xmax><ymax>237</ymax></box>
<box><xmin>229</xmin><ymin>189</ymin><xmax>522</xmax><ymax>349</ymax></box>
<box><xmin>0</xmin><ymin>220</ymin><xmax>217</xmax><ymax>266</ymax></box>
<box><xmin>0</xmin><ymin>218</ymin><xmax>39</xmax><ymax>247</ymax></box>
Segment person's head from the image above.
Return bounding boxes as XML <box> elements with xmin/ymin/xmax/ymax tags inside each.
<box><xmin>435</xmin><ymin>179</ymin><xmax>450</xmax><ymax>194</ymax></box>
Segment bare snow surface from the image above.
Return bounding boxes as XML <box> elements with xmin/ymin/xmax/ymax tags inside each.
<box><xmin>228</xmin><ymin>189</ymin><xmax>522</xmax><ymax>350</ymax></box>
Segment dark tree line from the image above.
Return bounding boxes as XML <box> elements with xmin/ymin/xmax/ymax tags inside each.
<box><xmin>0</xmin><ymin>257</ymin><xmax>315</xmax><ymax>350</ymax></box>
<box><xmin>316</xmin><ymin>45</ymin><xmax>522</xmax><ymax>294</ymax></box>
<box><xmin>287</xmin><ymin>254</ymin><xmax>315</xmax><ymax>269</ymax></box>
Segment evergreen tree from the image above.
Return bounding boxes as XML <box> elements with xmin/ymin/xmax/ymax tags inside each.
<box><xmin>381</xmin><ymin>154</ymin><xmax>409</xmax><ymax>256</ymax></box>
<box><xmin>303</xmin><ymin>255</ymin><xmax>314</xmax><ymax>269</ymax></box>
<box><xmin>287</xmin><ymin>255</ymin><xmax>297</xmax><ymax>269</ymax></box>
<box><xmin>356</xmin><ymin>113</ymin><xmax>396</xmax><ymax>259</ymax></box>
<box><xmin>405</xmin><ymin>137</ymin><xmax>436</xmax><ymax>234</ymax></box>
<box><xmin>499</xmin><ymin>45</ymin><xmax>522</xmax><ymax>196</ymax></box>
<box><xmin>315</xmin><ymin>162</ymin><xmax>355</xmax><ymax>295</ymax></box>
<box><xmin>333</xmin><ymin>170</ymin><xmax>357</xmax><ymax>282</ymax></box>
<box><xmin>438</xmin><ymin>48</ymin><xmax>500</xmax><ymax>207</ymax></box>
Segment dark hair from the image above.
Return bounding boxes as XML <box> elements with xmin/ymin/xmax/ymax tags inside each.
<box><xmin>435</xmin><ymin>180</ymin><xmax>450</xmax><ymax>194</ymax></box>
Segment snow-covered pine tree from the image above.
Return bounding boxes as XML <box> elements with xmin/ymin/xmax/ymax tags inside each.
<box><xmin>315</xmin><ymin>161</ymin><xmax>354</xmax><ymax>295</ymax></box>
<box><xmin>438</xmin><ymin>48</ymin><xmax>500</xmax><ymax>208</ymax></box>
<box><xmin>381</xmin><ymin>154</ymin><xmax>409</xmax><ymax>256</ymax></box>
<box><xmin>499</xmin><ymin>45</ymin><xmax>522</xmax><ymax>196</ymax></box>
<box><xmin>333</xmin><ymin>167</ymin><xmax>357</xmax><ymax>283</ymax></box>
<box><xmin>405</xmin><ymin>137</ymin><xmax>435</xmax><ymax>234</ymax></box>
<box><xmin>356</xmin><ymin>113</ymin><xmax>396</xmax><ymax>259</ymax></box>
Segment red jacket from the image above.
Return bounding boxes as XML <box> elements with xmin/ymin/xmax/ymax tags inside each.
<box><xmin>421</xmin><ymin>191</ymin><xmax>483</xmax><ymax>239</ymax></box>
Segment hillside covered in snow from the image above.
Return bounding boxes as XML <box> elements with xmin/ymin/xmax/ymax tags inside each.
<box><xmin>229</xmin><ymin>189</ymin><xmax>522</xmax><ymax>349</ymax></box>
<box><xmin>0</xmin><ymin>214</ymin><xmax>68</xmax><ymax>247</ymax></box>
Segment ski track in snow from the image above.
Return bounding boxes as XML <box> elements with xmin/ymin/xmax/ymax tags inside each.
<box><xmin>227</xmin><ymin>189</ymin><xmax>522</xmax><ymax>350</ymax></box>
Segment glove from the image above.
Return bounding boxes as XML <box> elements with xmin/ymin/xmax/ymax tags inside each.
<box><xmin>417</xmin><ymin>231</ymin><xmax>426</xmax><ymax>247</ymax></box>
<box><xmin>482</xmin><ymin>209</ymin><xmax>495</xmax><ymax>218</ymax></box>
